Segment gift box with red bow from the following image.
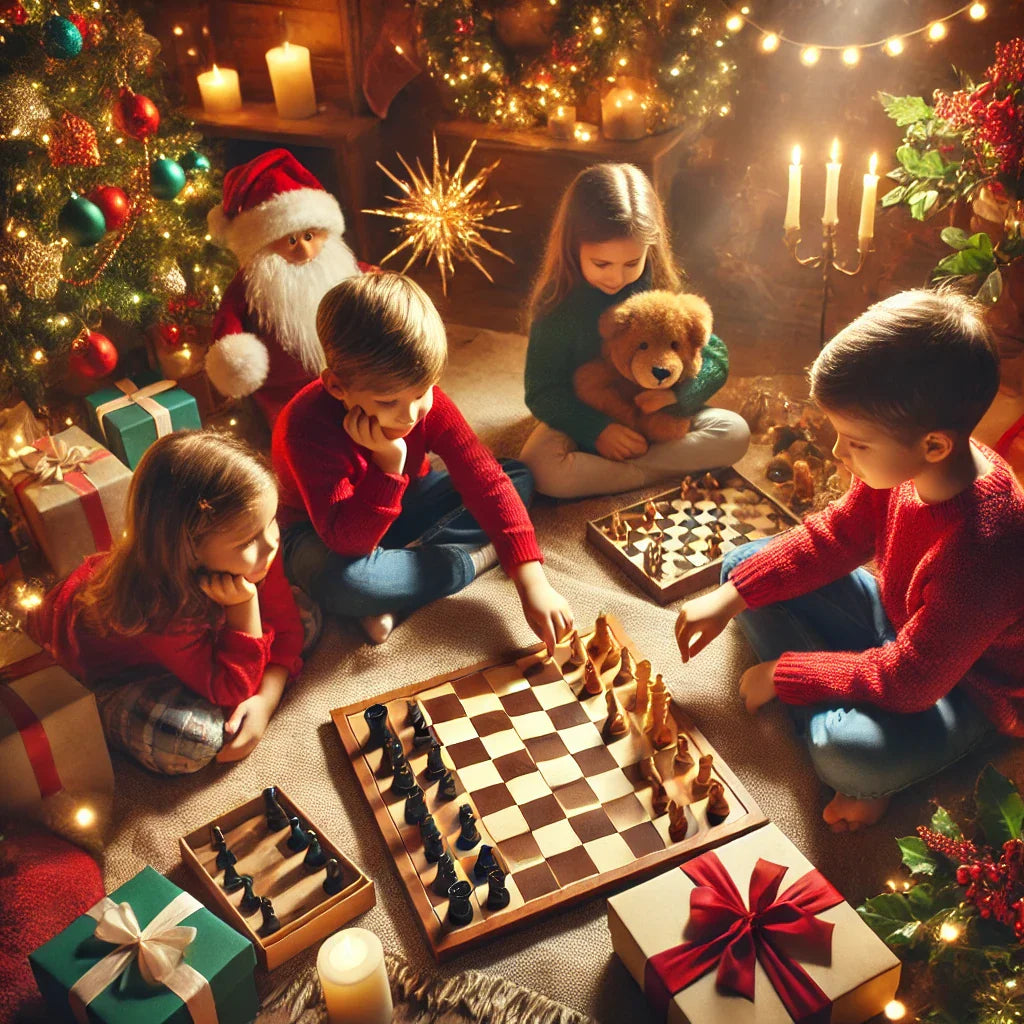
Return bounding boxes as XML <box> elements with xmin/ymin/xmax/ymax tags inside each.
<box><xmin>607</xmin><ymin>824</ymin><xmax>901</xmax><ymax>1023</ymax></box>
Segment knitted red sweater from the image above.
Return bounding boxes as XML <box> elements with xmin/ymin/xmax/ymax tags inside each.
<box><xmin>272</xmin><ymin>381</ymin><xmax>543</xmax><ymax>573</ymax></box>
<box><xmin>728</xmin><ymin>446</ymin><xmax>1024</xmax><ymax>735</ymax></box>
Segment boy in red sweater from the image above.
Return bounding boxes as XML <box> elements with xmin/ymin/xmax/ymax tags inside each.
<box><xmin>273</xmin><ymin>271</ymin><xmax>573</xmax><ymax>648</ymax></box>
<box><xmin>676</xmin><ymin>290</ymin><xmax>1024</xmax><ymax>831</ymax></box>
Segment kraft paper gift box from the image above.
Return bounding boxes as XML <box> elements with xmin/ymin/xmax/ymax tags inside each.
<box><xmin>84</xmin><ymin>370</ymin><xmax>201</xmax><ymax>469</ymax></box>
<box><xmin>0</xmin><ymin>628</ymin><xmax>113</xmax><ymax>851</ymax></box>
<box><xmin>0</xmin><ymin>426</ymin><xmax>131</xmax><ymax>578</ymax></box>
<box><xmin>607</xmin><ymin>823</ymin><xmax>901</xmax><ymax>1024</ymax></box>
<box><xmin>30</xmin><ymin>865</ymin><xmax>259</xmax><ymax>1024</ymax></box>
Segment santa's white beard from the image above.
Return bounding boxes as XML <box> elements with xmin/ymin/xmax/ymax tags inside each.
<box><xmin>243</xmin><ymin>235</ymin><xmax>359</xmax><ymax>375</ymax></box>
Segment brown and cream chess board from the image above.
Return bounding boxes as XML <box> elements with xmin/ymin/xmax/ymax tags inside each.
<box><xmin>586</xmin><ymin>469</ymin><xmax>800</xmax><ymax>604</ymax></box>
<box><xmin>331</xmin><ymin>617</ymin><xmax>766</xmax><ymax>960</ymax></box>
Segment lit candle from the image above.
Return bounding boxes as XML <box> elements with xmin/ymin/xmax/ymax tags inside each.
<box><xmin>196</xmin><ymin>64</ymin><xmax>242</xmax><ymax>115</ymax></box>
<box><xmin>316</xmin><ymin>929</ymin><xmax>392</xmax><ymax>1024</ymax></box>
<box><xmin>601</xmin><ymin>85</ymin><xmax>645</xmax><ymax>141</ymax></box>
<box><xmin>784</xmin><ymin>145</ymin><xmax>801</xmax><ymax>232</ymax></box>
<box><xmin>823</xmin><ymin>138</ymin><xmax>841</xmax><ymax>226</ymax></box>
<box><xmin>548</xmin><ymin>104</ymin><xmax>576</xmax><ymax>141</ymax></box>
<box><xmin>858</xmin><ymin>152</ymin><xmax>879</xmax><ymax>249</ymax></box>
<box><xmin>265</xmin><ymin>40</ymin><xmax>317</xmax><ymax>119</ymax></box>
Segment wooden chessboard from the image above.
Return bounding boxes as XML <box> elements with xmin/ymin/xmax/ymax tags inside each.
<box><xmin>586</xmin><ymin>469</ymin><xmax>800</xmax><ymax>604</ymax></box>
<box><xmin>331</xmin><ymin>617</ymin><xmax>767</xmax><ymax>961</ymax></box>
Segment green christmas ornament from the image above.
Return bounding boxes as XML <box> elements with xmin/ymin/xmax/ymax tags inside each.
<box><xmin>57</xmin><ymin>194</ymin><xmax>106</xmax><ymax>246</ymax></box>
<box><xmin>150</xmin><ymin>158</ymin><xmax>186</xmax><ymax>200</ymax></box>
<box><xmin>179</xmin><ymin>149</ymin><xmax>210</xmax><ymax>174</ymax></box>
<box><xmin>42</xmin><ymin>16</ymin><xmax>84</xmax><ymax>59</ymax></box>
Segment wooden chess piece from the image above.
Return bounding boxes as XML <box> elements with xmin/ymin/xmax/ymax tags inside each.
<box><xmin>640</xmin><ymin>755</ymin><xmax>662</xmax><ymax>786</ymax></box>
<box><xmin>692</xmin><ymin>754</ymin><xmax>714</xmax><ymax>798</ymax></box>
<box><xmin>607</xmin><ymin>509</ymin><xmax>627</xmax><ymax>541</ymax></box>
<box><xmin>642</xmin><ymin>533</ymin><xmax>664</xmax><ymax>579</ymax></box>
<box><xmin>486</xmin><ymin>868</ymin><xmax>510</xmax><ymax>910</ymax></box>
<box><xmin>222</xmin><ymin>863</ymin><xmax>251</xmax><ymax>894</ymax></box>
<box><xmin>631</xmin><ymin>659</ymin><xmax>651</xmax><ymax>714</ymax></box>
<box><xmin>473</xmin><ymin>844</ymin><xmax>499</xmax><ymax>880</ymax></box>
<box><xmin>212</xmin><ymin>825</ymin><xmax>236</xmax><ymax>871</ymax></box>
<box><xmin>404</xmin><ymin>784</ymin><xmax>429</xmax><ymax>825</ymax></box>
<box><xmin>701</xmin><ymin>472</ymin><xmax>720</xmax><ymax>492</ymax></box>
<box><xmin>392</xmin><ymin>760</ymin><xmax>417</xmax><ymax>796</ymax></box>
<box><xmin>424</xmin><ymin>831</ymin><xmax>445</xmax><ymax>863</ymax></box>
<box><xmin>674</xmin><ymin>732</ymin><xmax>694</xmax><ymax>770</ymax></box>
<box><xmin>648</xmin><ymin>675</ymin><xmax>674</xmax><ymax>749</ymax></box>
<box><xmin>642</xmin><ymin>500</ymin><xmax>657</xmax><ymax>527</ymax></box>
<box><xmin>262</xmin><ymin>786</ymin><xmax>289</xmax><ymax>832</ymax></box>
<box><xmin>447</xmin><ymin>880</ymin><xmax>474</xmax><ymax>927</ymax></box>
<box><xmin>651</xmin><ymin>779</ymin><xmax>670</xmax><ymax>817</ymax></box>
<box><xmin>566</xmin><ymin>629</ymin><xmax>586</xmax><ymax>667</ymax></box>
<box><xmin>383</xmin><ymin>734</ymin><xmax>405</xmax><ymax>773</ymax></box>
<box><xmin>437</xmin><ymin>769</ymin><xmax>458</xmax><ymax>801</ymax></box>
<box><xmin>587</xmin><ymin>613</ymin><xmax>621</xmax><ymax>672</ymax></box>
<box><xmin>408</xmin><ymin>700</ymin><xmax>433</xmax><ymax>745</ymax></box>
<box><xmin>456</xmin><ymin>804</ymin><xmax>480</xmax><ymax>850</ymax></box>
<box><xmin>239</xmin><ymin>876</ymin><xmax>261</xmax><ymax>914</ymax></box>
<box><xmin>259</xmin><ymin>896</ymin><xmax>281</xmax><ymax>936</ymax></box>
<box><xmin>613</xmin><ymin>647</ymin><xmax>635</xmax><ymax>687</ymax></box>
<box><xmin>432</xmin><ymin>851</ymin><xmax>458</xmax><ymax>896</ymax></box>
<box><xmin>426</xmin><ymin>741</ymin><xmax>447</xmax><ymax>779</ymax></box>
<box><xmin>363</xmin><ymin>703</ymin><xmax>391</xmax><ymax>749</ymax></box>
<box><xmin>706</xmin><ymin>779</ymin><xmax>730</xmax><ymax>824</ymax></box>
<box><xmin>286</xmin><ymin>816</ymin><xmax>311</xmax><ymax>852</ymax></box>
<box><xmin>603</xmin><ymin>688</ymin><xmax>628</xmax><ymax>740</ymax></box>
<box><xmin>668</xmin><ymin>801</ymin><xmax>689</xmax><ymax>842</ymax></box>
<box><xmin>323</xmin><ymin>859</ymin><xmax>346</xmax><ymax>896</ymax></box>
<box><xmin>304</xmin><ymin>830</ymin><xmax>328</xmax><ymax>868</ymax></box>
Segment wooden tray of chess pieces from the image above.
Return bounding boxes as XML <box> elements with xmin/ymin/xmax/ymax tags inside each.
<box><xmin>179</xmin><ymin>786</ymin><xmax>376</xmax><ymax>970</ymax></box>
<box><xmin>587</xmin><ymin>469</ymin><xmax>800</xmax><ymax>604</ymax></box>
<box><xmin>331</xmin><ymin>615</ymin><xmax>767</xmax><ymax>961</ymax></box>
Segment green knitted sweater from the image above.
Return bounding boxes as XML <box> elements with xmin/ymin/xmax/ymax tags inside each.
<box><xmin>524</xmin><ymin>273</ymin><xmax>730</xmax><ymax>453</ymax></box>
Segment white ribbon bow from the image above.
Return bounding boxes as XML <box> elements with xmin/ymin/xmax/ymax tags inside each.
<box><xmin>92</xmin><ymin>901</ymin><xmax>197</xmax><ymax>985</ymax></box>
<box><xmin>94</xmin><ymin>376</ymin><xmax>176</xmax><ymax>441</ymax></box>
<box><xmin>13</xmin><ymin>438</ymin><xmax>97</xmax><ymax>485</ymax></box>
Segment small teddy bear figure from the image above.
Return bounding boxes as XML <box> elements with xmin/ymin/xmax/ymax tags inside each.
<box><xmin>573</xmin><ymin>290</ymin><xmax>713</xmax><ymax>443</ymax></box>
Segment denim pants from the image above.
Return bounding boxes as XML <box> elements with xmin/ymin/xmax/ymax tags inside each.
<box><xmin>720</xmin><ymin>537</ymin><xmax>995</xmax><ymax>799</ymax></box>
<box><xmin>283</xmin><ymin>459</ymin><xmax>534</xmax><ymax>620</ymax></box>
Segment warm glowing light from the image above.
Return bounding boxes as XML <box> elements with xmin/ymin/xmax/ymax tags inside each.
<box><xmin>928</xmin><ymin>21</ymin><xmax>947</xmax><ymax>41</ymax></box>
<box><xmin>229</xmin><ymin>418</ymin><xmax>238</xmax><ymax>427</ymax></box>
<box><xmin>31</xmin><ymin>349</ymin><xmax>44</xmax><ymax>363</ymax></box>
<box><xmin>593</xmin><ymin>24</ymin><xmax>603</xmax><ymax>36</ymax></box>
<box><xmin>883</xmin><ymin>1002</ymin><xmax>906</xmax><ymax>1022</ymax></box>
<box><xmin>64</xmin><ymin>417</ymin><xmax>73</xmax><ymax>426</ymax></box>
<box><xmin>968</xmin><ymin>2</ymin><xmax>986</xmax><ymax>19</ymax></box>
<box><xmin>719</xmin><ymin>104</ymin><xmax>730</xmax><ymax>116</ymax></box>
<box><xmin>16</xmin><ymin>228</ymin><xmax>26</xmax><ymax>238</ymax></box>
<box><xmin>869</xmin><ymin>152</ymin><xmax>878</xmax><ymax>175</ymax></box>
<box><xmin>394</xmin><ymin>44</ymin><xmax>403</xmax><ymax>55</ymax></box>
<box><xmin>172</xmin><ymin>25</ymin><xmax>183</xmax><ymax>35</ymax></box>
<box><xmin>939</xmin><ymin>921</ymin><xmax>961</xmax><ymax>942</ymax></box>
<box><xmin>842</xmin><ymin>46</ymin><xmax>860</xmax><ymax>66</ymax></box>
<box><xmin>12</xmin><ymin>433</ymin><xmax>23</xmax><ymax>445</ymax></box>
<box><xmin>792</xmin><ymin>145</ymin><xmax>801</xmax><ymax>167</ymax></box>
<box><xmin>19</xmin><ymin>591</ymin><xmax>42</xmax><ymax>609</ymax></box>
<box><xmin>760</xmin><ymin>33</ymin><xmax>780</xmax><ymax>52</ymax></box>
<box><xmin>41</xmin><ymin>133</ymin><xmax>50</xmax><ymax>143</ymax></box>
<box><xmin>885</xmin><ymin>37</ymin><xmax>904</xmax><ymax>56</ymax></box>
<box><xmin>830</xmin><ymin>138</ymin><xmax>840</xmax><ymax>163</ymax></box>
<box><xmin>800</xmin><ymin>46</ymin><xmax>820</xmax><ymax>65</ymax></box>
<box><xmin>725</xmin><ymin>14</ymin><xmax>743</xmax><ymax>31</ymax></box>
<box><xmin>186</xmin><ymin>47</ymin><xmax>197</xmax><ymax>57</ymax></box>
<box><xmin>75</xmin><ymin>806</ymin><xmax>96</xmax><ymax>827</ymax></box>
<box><xmin>131</xmin><ymin>294</ymin><xmax>141</xmax><ymax>304</ymax></box>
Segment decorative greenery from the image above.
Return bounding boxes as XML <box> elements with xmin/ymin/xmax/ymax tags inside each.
<box><xmin>858</xmin><ymin>766</ymin><xmax>1024</xmax><ymax>1023</ymax></box>
<box><xmin>416</xmin><ymin>0</ymin><xmax>737</xmax><ymax>135</ymax></box>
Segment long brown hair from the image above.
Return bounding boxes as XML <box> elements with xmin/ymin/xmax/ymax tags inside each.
<box><xmin>76</xmin><ymin>430</ymin><xmax>277</xmax><ymax>635</ymax></box>
<box><xmin>527</xmin><ymin>163</ymin><xmax>682</xmax><ymax>324</ymax></box>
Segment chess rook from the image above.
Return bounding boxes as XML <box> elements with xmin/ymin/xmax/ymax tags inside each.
<box><xmin>363</xmin><ymin>703</ymin><xmax>391</xmax><ymax>749</ymax></box>
<box><xmin>447</xmin><ymin>880</ymin><xmax>474</xmax><ymax>927</ymax></box>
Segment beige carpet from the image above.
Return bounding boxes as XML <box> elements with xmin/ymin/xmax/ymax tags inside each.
<box><xmin>103</xmin><ymin>325</ymin><xmax>1016</xmax><ymax>1023</ymax></box>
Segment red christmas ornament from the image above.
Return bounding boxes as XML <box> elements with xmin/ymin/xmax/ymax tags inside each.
<box><xmin>69</xmin><ymin>330</ymin><xmax>118</xmax><ymax>379</ymax></box>
<box><xmin>87</xmin><ymin>185</ymin><xmax>130</xmax><ymax>233</ymax></box>
<box><xmin>113</xmin><ymin>89</ymin><xmax>159</xmax><ymax>140</ymax></box>
<box><xmin>155</xmin><ymin>321</ymin><xmax>184</xmax><ymax>350</ymax></box>
<box><xmin>48</xmin><ymin>111</ymin><xmax>101</xmax><ymax>168</ymax></box>
<box><xmin>0</xmin><ymin>1</ymin><xmax>27</xmax><ymax>24</ymax></box>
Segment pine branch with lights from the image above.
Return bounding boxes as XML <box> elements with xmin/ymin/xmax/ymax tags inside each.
<box><xmin>0</xmin><ymin>0</ymin><xmax>234</xmax><ymax>410</ymax></box>
<box><xmin>858</xmin><ymin>766</ymin><xmax>1024</xmax><ymax>1024</ymax></box>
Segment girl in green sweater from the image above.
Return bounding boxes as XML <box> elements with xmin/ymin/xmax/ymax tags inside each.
<box><xmin>521</xmin><ymin>163</ymin><xmax>749</xmax><ymax>498</ymax></box>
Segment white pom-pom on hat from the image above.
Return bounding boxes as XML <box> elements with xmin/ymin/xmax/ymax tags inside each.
<box><xmin>205</xmin><ymin>332</ymin><xmax>270</xmax><ymax>398</ymax></box>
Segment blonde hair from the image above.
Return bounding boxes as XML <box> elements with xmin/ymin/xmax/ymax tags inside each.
<box><xmin>76</xmin><ymin>430</ymin><xmax>276</xmax><ymax>635</ymax></box>
<box><xmin>316</xmin><ymin>271</ymin><xmax>448</xmax><ymax>391</ymax></box>
<box><xmin>527</xmin><ymin>163</ymin><xmax>682</xmax><ymax>323</ymax></box>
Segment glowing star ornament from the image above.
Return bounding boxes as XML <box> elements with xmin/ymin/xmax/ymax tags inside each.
<box><xmin>363</xmin><ymin>136</ymin><xmax>519</xmax><ymax>295</ymax></box>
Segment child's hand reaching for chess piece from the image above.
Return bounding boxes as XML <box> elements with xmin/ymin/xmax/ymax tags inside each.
<box><xmin>512</xmin><ymin>561</ymin><xmax>574</xmax><ymax>654</ymax></box>
<box><xmin>674</xmin><ymin>582</ymin><xmax>746</xmax><ymax>662</ymax></box>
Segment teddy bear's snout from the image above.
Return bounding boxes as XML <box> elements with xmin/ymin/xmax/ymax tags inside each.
<box><xmin>651</xmin><ymin>366</ymin><xmax>672</xmax><ymax>383</ymax></box>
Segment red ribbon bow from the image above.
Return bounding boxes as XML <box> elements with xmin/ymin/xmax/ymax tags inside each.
<box><xmin>645</xmin><ymin>851</ymin><xmax>844</xmax><ymax>1024</ymax></box>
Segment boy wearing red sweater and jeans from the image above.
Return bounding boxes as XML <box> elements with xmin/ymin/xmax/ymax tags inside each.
<box><xmin>273</xmin><ymin>271</ymin><xmax>573</xmax><ymax>649</ymax></box>
<box><xmin>676</xmin><ymin>289</ymin><xmax>1024</xmax><ymax>832</ymax></box>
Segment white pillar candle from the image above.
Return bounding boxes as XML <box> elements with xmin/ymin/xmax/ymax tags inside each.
<box><xmin>601</xmin><ymin>86</ymin><xmax>645</xmax><ymax>141</ymax></box>
<box><xmin>823</xmin><ymin>138</ymin><xmax>841</xmax><ymax>226</ymax></box>
<box><xmin>784</xmin><ymin>145</ymin><xmax>801</xmax><ymax>232</ymax></box>
<box><xmin>265</xmin><ymin>40</ymin><xmax>318</xmax><ymax>119</ymax></box>
<box><xmin>196</xmin><ymin>64</ymin><xmax>242</xmax><ymax>115</ymax></box>
<box><xmin>317</xmin><ymin>929</ymin><xmax>392</xmax><ymax>1024</ymax></box>
<box><xmin>858</xmin><ymin>152</ymin><xmax>879</xmax><ymax>249</ymax></box>
<box><xmin>548</xmin><ymin>104</ymin><xmax>576</xmax><ymax>141</ymax></box>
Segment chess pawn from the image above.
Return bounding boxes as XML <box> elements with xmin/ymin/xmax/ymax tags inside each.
<box><xmin>603</xmin><ymin>688</ymin><xmax>628</xmax><ymax>740</ymax></box>
<box><xmin>486</xmin><ymin>868</ymin><xmax>511</xmax><ymax>911</ymax></box>
<box><xmin>674</xmin><ymin>733</ymin><xmax>694</xmax><ymax>770</ymax></box>
<box><xmin>262</xmin><ymin>786</ymin><xmax>289</xmax><ymax>832</ymax></box>
<box><xmin>437</xmin><ymin>770</ymin><xmax>458</xmax><ymax>801</ymax></box>
<box><xmin>588</xmin><ymin>613</ymin><xmax>621</xmax><ymax>672</ymax></box>
<box><xmin>456</xmin><ymin>804</ymin><xmax>480</xmax><ymax>850</ymax></box>
<box><xmin>566</xmin><ymin>629</ymin><xmax>586</xmax><ymax>667</ymax></box>
<box><xmin>447</xmin><ymin>880</ymin><xmax>474</xmax><ymax>927</ymax></box>
<box><xmin>613</xmin><ymin>647</ymin><xmax>635</xmax><ymax>687</ymax></box>
<box><xmin>287</xmin><ymin>815</ymin><xmax>311</xmax><ymax>852</ymax></box>
<box><xmin>651</xmin><ymin>779</ymin><xmax>670</xmax><ymax>817</ymax></box>
<box><xmin>581</xmin><ymin>658</ymin><xmax>603</xmax><ymax>697</ymax></box>
<box><xmin>404</xmin><ymin>784</ymin><xmax>429</xmax><ymax>825</ymax></box>
<box><xmin>259</xmin><ymin>896</ymin><xmax>281</xmax><ymax>936</ymax></box>
<box><xmin>426</xmin><ymin>741</ymin><xmax>447</xmax><ymax>779</ymax></box>
<box><xmin>473</xmin><ymin>844</ymin><xmax>499</xmax><ymax>880</ymax></box>
<box><xmin>323</xmin><ymin>858</ymin><xmax>346</xmax><ymax>896</ymax></box>
<box><xmin>304</xmin><ymin>830</ymin><xmax>328</xmax><ymax>868</ymax></box>
<box><xmin>701</xmin><ymin>472</ymin><xmax>719</xmax><ymax>492</ymax></box>
<box><xmin>692</xmin><ymin>754</ymin><xmax>714</xmax><ymax>798</ymax></box>
<box><xmin>239</xmin><ymin>876</ymin><xmax>261</xmax><ymax>915</ymax></box>
<box><xmin>431</xmin><ymin>851</ymin><xmax>458</xmax><ymax>896</ymax></box>
<box><xmin>706</xmin><ymin>779</ymin><xmax>730</xmax><ymax>824</ymax></box>
<box><xmin>630</xmin><ymin>659</ymin><xmax>651</xmax><ymax>714</ymax></box>
<box><xmin>392</xmin><ymin>760</ymin><xmax>417</xmax><ymax>796</ymax></box>
<box><xmin>667</xmin><ymin>801</ymin><xmax>689</xmax><ymax>842</ymax></box>
<box><xmin>363</xmin><ymin>703</ymin><xmax>391</xmax><ymax>749</ymax></box>
<box><xmin>222</xmin><ymin>863</ymin><xmax>251</xmax><ymax>894</ymax></box>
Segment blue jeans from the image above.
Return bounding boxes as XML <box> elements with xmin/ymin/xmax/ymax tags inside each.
<box><xmin>283</xmin><ymin>459</ymin><xmax>534</xmax><ymax>621</ymax></box>
<box><xmin>720</xmin><ymin>537</ymin><xmax>995</xmax><ymax>799</ymax></box>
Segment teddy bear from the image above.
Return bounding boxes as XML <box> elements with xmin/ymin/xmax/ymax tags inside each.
<box><xmin>573</xmin><ymin>289</ymin><xmax>713</xmax><ymax>443</ymax></box>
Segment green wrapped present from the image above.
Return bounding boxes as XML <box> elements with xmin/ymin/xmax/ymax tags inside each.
<box><xmin>84</xmin><ymin>372</ymin><xmax>201</xmax><ymax>469</ymax></box>
<box><xmin>29</xmin><ymin>865</ymin><xmax>258</xmax><ymax>1024</ymax></box>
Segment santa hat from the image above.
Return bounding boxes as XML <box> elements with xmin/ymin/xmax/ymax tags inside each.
<box><xmin>207</xmin><ymin>148</ymin><xmax>346</xmax><ymax>266</ymax></box>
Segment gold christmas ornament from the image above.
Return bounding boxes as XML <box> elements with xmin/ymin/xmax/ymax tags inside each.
<box><xmin>0</xmin><ymin>231</ymin><xmax>63</xmax><ymax>300</ymax></box>
<box><xmin>364</xmin><ymin>136</ymin><xmax>519</xmax><ymax>294</ymax></box>
<box><xmin>48</xmin><ymin>111</ymin><xmax>101</xmax><ymax>167</ymax></box>
<box><xmin>0</xmin><ymin>75</ymin><xmax>51</xmax><ymax>140</ymax></box>
<box><xmin>150</xmin><ymin>258</ymin><xmax>186</xmax><ymax>295</ymax></box>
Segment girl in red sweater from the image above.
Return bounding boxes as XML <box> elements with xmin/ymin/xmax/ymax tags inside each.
<box><xmin>30</xmin><ymin>430</ymin><xmax>304</xmax><ymax>771</ymax></box>
<box><xmin>676</xmin><ymin>290</ymin><xmax>1024</xmax><ymax>832</ymax></box>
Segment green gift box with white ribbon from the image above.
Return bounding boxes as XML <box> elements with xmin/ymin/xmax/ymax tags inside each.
<box><xmin>84</xmin><ymin>371</ymin><xmax>202</xmax><ymax>470</ymax></box>
<box><xmin>29</xmin><ymin>865</ymin><xmax>258</xmax><ymax>1024</ymax></box>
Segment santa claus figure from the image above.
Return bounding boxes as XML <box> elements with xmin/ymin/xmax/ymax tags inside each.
<box><xmin>205</xmin><ymin>149</ymin><xmax>361</xmax><ymax>426</ymax></box>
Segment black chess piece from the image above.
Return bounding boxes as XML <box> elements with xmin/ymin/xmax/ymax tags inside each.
<box><xmin>383</xmin><ymin>734</ymin><xmax>406</xmax><ymax>774</ymax></box>
<box><xmin>425</xmin><ymin>741</ymin><xmax>446</xmax><ymax>779</ymax></box>
<box><xmin>364</xmin><ymin>703</ymin><xmax>391</xmax><ymax>749</ymax></box>
<box><xmin>408</xmin><ymin>701</ymin><xmax>432</xmax><ymax>746</ymax></box>
<box><xmin>486</xmin><ymin>868</ymin><xmax>510</xmax><ymax>911</ymax></box>
<box><xmin>473</xmin><ymin>844</ymin><xmax>498</xmax><ymax>880</ymax></box>
<box><xmin>456</xmin><ymin>804</ymin><xmax>480</xmax><ymax>850</ymax></box>
<box><xmin>392</xmin><ymin>760</ymin><xmax>417</xmax><ymax>795</ymax></box>
<box><xmin>287</xmin><ymin>815</ymin><xmax>311</xmax><ymax>852</ymax></box>
<box><xmin>259</xmin><ymin>896</ymin><xmax>281</xmax><ymax>936</ymax></box>
<box><xmin>239</xmin><ymin>876</ymin><xmax>261</xmax><ymax>915</ymax></box>
<box><xmin>262</xmin><ymin>786</ymin><xmax>289</xmax><ymax>832</ymax></box>
<box><xmin>431</xmin><ymin>851</ymin><xmax>458</xmax><ymax>897</ymax></box>
<box><xmin>404</xmin><ymin>785</ymin><xmax>428</xmax><ymax>825</ymax></box>
<box><xmin>222</xmin><ymin>863</ymin><xmax>251</xmax><ymax>894</ymax></box>
<box><xmin>211</xmin><ymin>825</ymin><xmax>236</xmax><ymax>871</ymax></box>
<box><xmin>437</xmin><ymin>770</ymin><xmax>458</xmax><ymax>801</ymax></box>
<box><xmin>304</xmin><ymin>830</ymin><xmax>327</xmax><ymax>868</ymax></box>
<box><xmin>447</xmin><ymin>880</ymin><xmax>474</xmax><ymax>927</ymax></box>
<box><xmin>424</xmin><ymin>831</ymin><xmax>445</xmax><ymax>864</ymax></box>
<box><xmin>419</xmin><ymin>814</ymin><xmax>440</xmax><ymax>843</ymax></box>
<box><xmin>323</xmin><ymin>859</ymin><xmax>346</xmax><ymax>896</ymax></box>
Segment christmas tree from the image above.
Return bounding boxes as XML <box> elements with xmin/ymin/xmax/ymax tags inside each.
<box><xmin>0</xmin><ymin>0</ymin><xmax>234</xmax><ymax>412</ymax></box>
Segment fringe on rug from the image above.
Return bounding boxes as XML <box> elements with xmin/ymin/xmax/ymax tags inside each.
<box><xmin>257</xmin><ymin>953</ymin><xmax>593</xmax><ymax>1024</ymax></box>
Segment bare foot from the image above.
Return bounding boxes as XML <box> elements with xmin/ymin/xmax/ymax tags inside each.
<box><xmin>361</xmin><ymin>612</ymin><xmax>394</xmax><ymax>646</ymax></box>
<box><xmin>822</xmin><ymin>792</ymin><xmax>890</xmax><ymax>833</ymax></box>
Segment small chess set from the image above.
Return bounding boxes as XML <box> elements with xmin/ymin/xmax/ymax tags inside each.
<box><xmin>332</xmin><ymin>616</ymin><xmax>766</xmax><ymax>961</ymax></box>
<box><xmin>180</xmin><ymin>786</ymin><xmax>375</xmax><ymax>969</ymax></box>
<box><xmin>587</xmin><ymin>469</ymin><xmax>800</xmax><ymax>603</ymax></box>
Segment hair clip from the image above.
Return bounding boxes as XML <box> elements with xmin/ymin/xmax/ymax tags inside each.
<box><xmin>197</xmin><ymin>498</ymin><xmax>214</xmax><ymax>513</ymax></box>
